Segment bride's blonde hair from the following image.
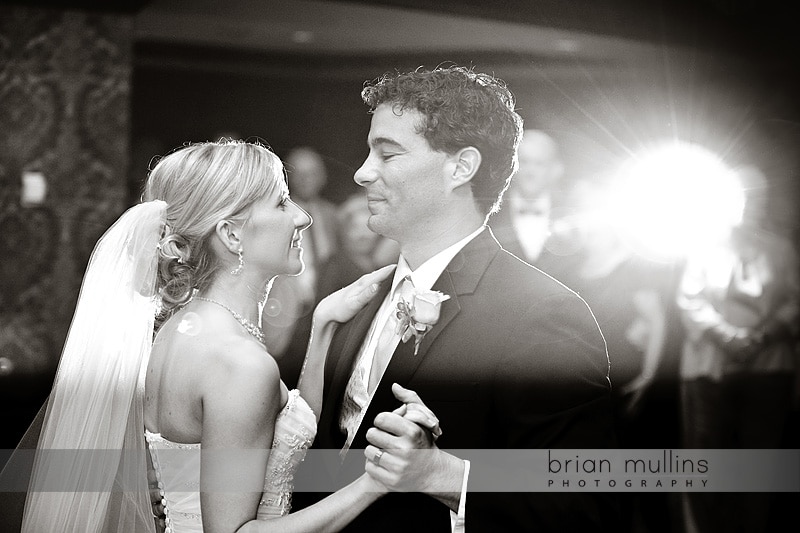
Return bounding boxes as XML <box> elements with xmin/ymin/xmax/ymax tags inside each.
<box><xmin>143</xmin><ymin>139</ymin><xmax>285</xmax><ymax>311</ymax></box>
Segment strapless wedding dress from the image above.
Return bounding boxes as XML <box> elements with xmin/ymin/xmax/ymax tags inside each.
<box><xmin>145</xmin><ymin>389</ymin><xmax>317</xmax><ymax>532</ymax></box>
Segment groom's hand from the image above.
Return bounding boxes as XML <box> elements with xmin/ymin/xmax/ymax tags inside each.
<box><xmin>364</xmin><ymin>410</ymin><xmax>440</xmax><ymax>492</ymax></box>
<box><xmin>364</xmin><ymin>385</ymin><xmax>464</xmax><ymax>509</ymax></box>
<box><xmin>364</xmin><ymin>415</ymin><xmax>464</xmax><ymax>512</ymax></box>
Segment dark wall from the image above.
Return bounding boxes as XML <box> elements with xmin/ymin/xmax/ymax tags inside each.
<box><xmin>0</xmin><ymin>5</ymin><xmax>133</xmax><ymax>449</ymax></box>
<box><xmin>131</xmin><ymin>60</ymin><xmax>372</xmax><ymax>204</ymax></box>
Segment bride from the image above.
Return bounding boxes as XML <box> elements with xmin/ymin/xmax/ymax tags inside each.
<box><xmin>20</xmin><ymin>140</ymin><xmax>439</xmax><ymax>532</ymax></box>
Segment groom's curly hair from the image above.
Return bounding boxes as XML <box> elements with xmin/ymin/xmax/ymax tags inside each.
<box><xmin>361</xmin><ymin>65</ymin><xmax>523</xmax><ymax>216</ymax></box>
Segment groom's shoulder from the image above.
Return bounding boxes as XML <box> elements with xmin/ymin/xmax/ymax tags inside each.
<box><xmin>479</xmin><ymin>249</ymin><xmax>604</xmax><ymax>334</ymax></box>
<box><xmin>488</xmin><ymin>248</ymin><xmax>579</xmax><ymax>300</ymax></box>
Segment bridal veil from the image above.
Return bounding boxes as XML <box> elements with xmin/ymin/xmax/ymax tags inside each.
<box><xmin>19</xmin><ymin>200</ymin><xmax>166</xmax><ymax>532</ymax></box>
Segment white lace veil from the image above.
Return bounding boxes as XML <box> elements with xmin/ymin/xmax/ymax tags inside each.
<box><xmin>20</xmin><ymin>200</ymin><xmax>166</xmax><ymax>532</ymax></box>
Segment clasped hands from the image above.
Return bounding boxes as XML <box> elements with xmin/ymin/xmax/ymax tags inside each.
<box><xmin>363</xmin><ymin>383</ymin><xmax>451</xmax><ymax>494</ymax></box>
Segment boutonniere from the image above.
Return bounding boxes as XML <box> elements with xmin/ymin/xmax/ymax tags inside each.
<box><xmin>395</xmin><ymin>289</ymin><xmax>451</xmax><ymax>355</ymax></box>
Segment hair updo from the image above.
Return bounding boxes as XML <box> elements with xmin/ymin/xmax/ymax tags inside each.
<box><xmin>143</xmin><ymin>139</ymin><xmax>285</xmax><ymax>312</ymax></box>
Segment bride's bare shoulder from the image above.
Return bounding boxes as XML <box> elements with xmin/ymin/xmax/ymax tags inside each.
<box><xmin>154</xmin><ymin>307</ymin><xmax>280</xmax><ymax>389</ymax></box>
<box><xmin>202</xmin><ymin>337</ymin><xmax>278</xmax><ymax>383</ymax></box>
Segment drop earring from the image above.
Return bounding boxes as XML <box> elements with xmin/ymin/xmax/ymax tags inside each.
<box><xmin>231</xmin><ymin>248</ymin><xmax>244</xmax><ymax>275</ymax></box>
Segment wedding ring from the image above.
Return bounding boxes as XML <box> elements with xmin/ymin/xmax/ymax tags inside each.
<box><xmin>371</xmin><ymin>449</ymin><xmax>384</xmax><ymax>467</ymax></box>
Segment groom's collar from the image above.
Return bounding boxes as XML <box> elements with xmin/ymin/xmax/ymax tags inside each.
<box><xmin>394</xmin><ymin>226</ymin><xmax>485</xmax><ymax>293</ymax></box>
<box><xmin>441</xmin><ymin>226</ymin><xmax>503</xmax><ymax>296</ymax></box>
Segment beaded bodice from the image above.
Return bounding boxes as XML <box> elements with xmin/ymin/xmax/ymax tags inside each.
<box><xmin>145</xmin><ymin>389</ymin><xmax>317</xmax><ymax>532</ymax></box>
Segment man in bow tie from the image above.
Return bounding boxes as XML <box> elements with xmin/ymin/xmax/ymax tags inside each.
<box><xmin>296</xmin><ymin>66</ymin><xmax>618</xmax><ymax>532</ymax></box>
<box><xmin>490</xmin><ymin>129</ymin><xmax>576</xmax><ymax>281</ymax></box>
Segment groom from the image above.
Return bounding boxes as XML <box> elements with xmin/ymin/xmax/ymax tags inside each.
<box><xmin>297</xmin><ymin>66</ymin><xmax>619</xmax><ymax>531</ymax></box>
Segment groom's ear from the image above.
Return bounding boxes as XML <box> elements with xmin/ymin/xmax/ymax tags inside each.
<box><xmin>447</xmin><ymin>146</ymin><xmax>482</xmax><ymax>191</ymax></box>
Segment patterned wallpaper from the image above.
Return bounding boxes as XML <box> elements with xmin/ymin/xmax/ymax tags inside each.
<box><xmin>0</xmin><ymin>7</ymin><xmax>132</xmax><ymax>392</ymax></box>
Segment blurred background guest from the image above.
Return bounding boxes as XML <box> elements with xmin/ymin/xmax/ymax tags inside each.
<box><xmin>316</xmin><ymin>192</ymin><xmax>398</xmax><ymax>300</ymax></box>
<box><xmin>677</xmin><ymin>165</ymin><xmax>800</xmax><ymax>533</ymax></box>
<box><xmin>264</xmin><ymin>146</ymin><xmax>339</xmax><ymax>387</ymax></box>
<box><xmin>281</xmin><ymin>145</ymin><xmax>339</xmax><ymax>310</ymax></box>
<box><xmin>565</xmin><ymin>177</ymin><xmax>675</xmax><ymax>432</ymax></box>
<box><xmin>284</xmin><ymin>146</ymin><xmax>339</xmax><ymax>272</ymax></box>
<box><xmin>564</xmin><ymin>176</ymin><xmax>680</xmax><ymax>533</ymax></box>
<box><xmin>490</xmin><ymin>129</ymin><xmax>577</xmax><ymax>281</ymax></box>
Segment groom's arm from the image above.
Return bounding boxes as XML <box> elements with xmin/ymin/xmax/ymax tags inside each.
<box><xmin>478</xmin><ymin>291</ymin><xmax>619</xmax><ymax>531</ymax></box>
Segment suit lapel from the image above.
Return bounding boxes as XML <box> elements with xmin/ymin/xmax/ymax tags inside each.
<box><xmin>369</xmin><ymin>272</ymin><xmax>462</xmax><ymax>409</ymax></box>
<box><xmin>401</xmin><ymin>229</ymin><xmax>500</xmax><ymax>361</ymax></box>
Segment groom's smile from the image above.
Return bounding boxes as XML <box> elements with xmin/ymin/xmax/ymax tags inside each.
<box><xmin>365</xmin><ymin>194</ymin><xmax>386</xmax><ymax>212</ymax></box>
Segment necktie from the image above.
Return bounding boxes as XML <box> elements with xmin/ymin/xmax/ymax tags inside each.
<box><xmin>368</xmin><ymin>275</ymin><xmax>414</xmax><ymax>393</ymax></box>
<box><xmin>338</xmin><ymin>275</ymin><xmax>413</xmax><ymax>454</ymax></box>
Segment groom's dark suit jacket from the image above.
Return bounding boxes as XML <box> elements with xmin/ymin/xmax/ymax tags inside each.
<box><xmin>295</xmin><ymin>229</ymin><xmax>619</xmax><ymax>532</ymax></box>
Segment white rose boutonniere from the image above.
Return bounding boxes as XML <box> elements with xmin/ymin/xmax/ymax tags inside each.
<box><xmin>395</xmin><ymin>289</ymin><xmax>451</xmax><ymax>355</ymax></box>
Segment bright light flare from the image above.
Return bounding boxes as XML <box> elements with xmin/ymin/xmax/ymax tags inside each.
<box><xmin>605</xmin><ymin>142</ymin><xmax>745</xmax><ymax>260</ymax></box>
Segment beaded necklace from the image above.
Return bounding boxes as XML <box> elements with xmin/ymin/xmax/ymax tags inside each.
<box><xmin>195</xmin><ymin>297</ymin><xmax>265</xmax><ymax>345</ymax></box>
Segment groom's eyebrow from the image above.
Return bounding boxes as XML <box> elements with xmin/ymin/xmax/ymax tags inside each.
<box><xmin>370</xmin><ymin>137</ymin><xmax>405</xmax><ymax>150</ymax></box>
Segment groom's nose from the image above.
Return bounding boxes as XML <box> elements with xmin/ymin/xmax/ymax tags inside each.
<box><xmin>354</xmin><ymin>156</ymin><xmax>378</xmax><ymax>187</ymax></box>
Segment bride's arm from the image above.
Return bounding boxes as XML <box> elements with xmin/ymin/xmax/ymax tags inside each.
<box><xmin>199</xmin><ymin>340</ymin><xmax>280</xmax><ymax>533</ymax></box>
<box><xmin>296</xmin><ymin>316</ymin><xmax>337</xmax><ymax>419</ymax></box>
<box><xmin>298</xmin><ymin>265</ymin><xmax>395</xmax><ymax>418</ymax></box>
<box><xmin>237</xmin><ymin>474</ymin><xmax>385</xmax><ymax>533</ymax></box>
<box><xmin>197</xmin><ymin>336</ymin><xmax>386</xmax><ymax>533</ymax></box>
